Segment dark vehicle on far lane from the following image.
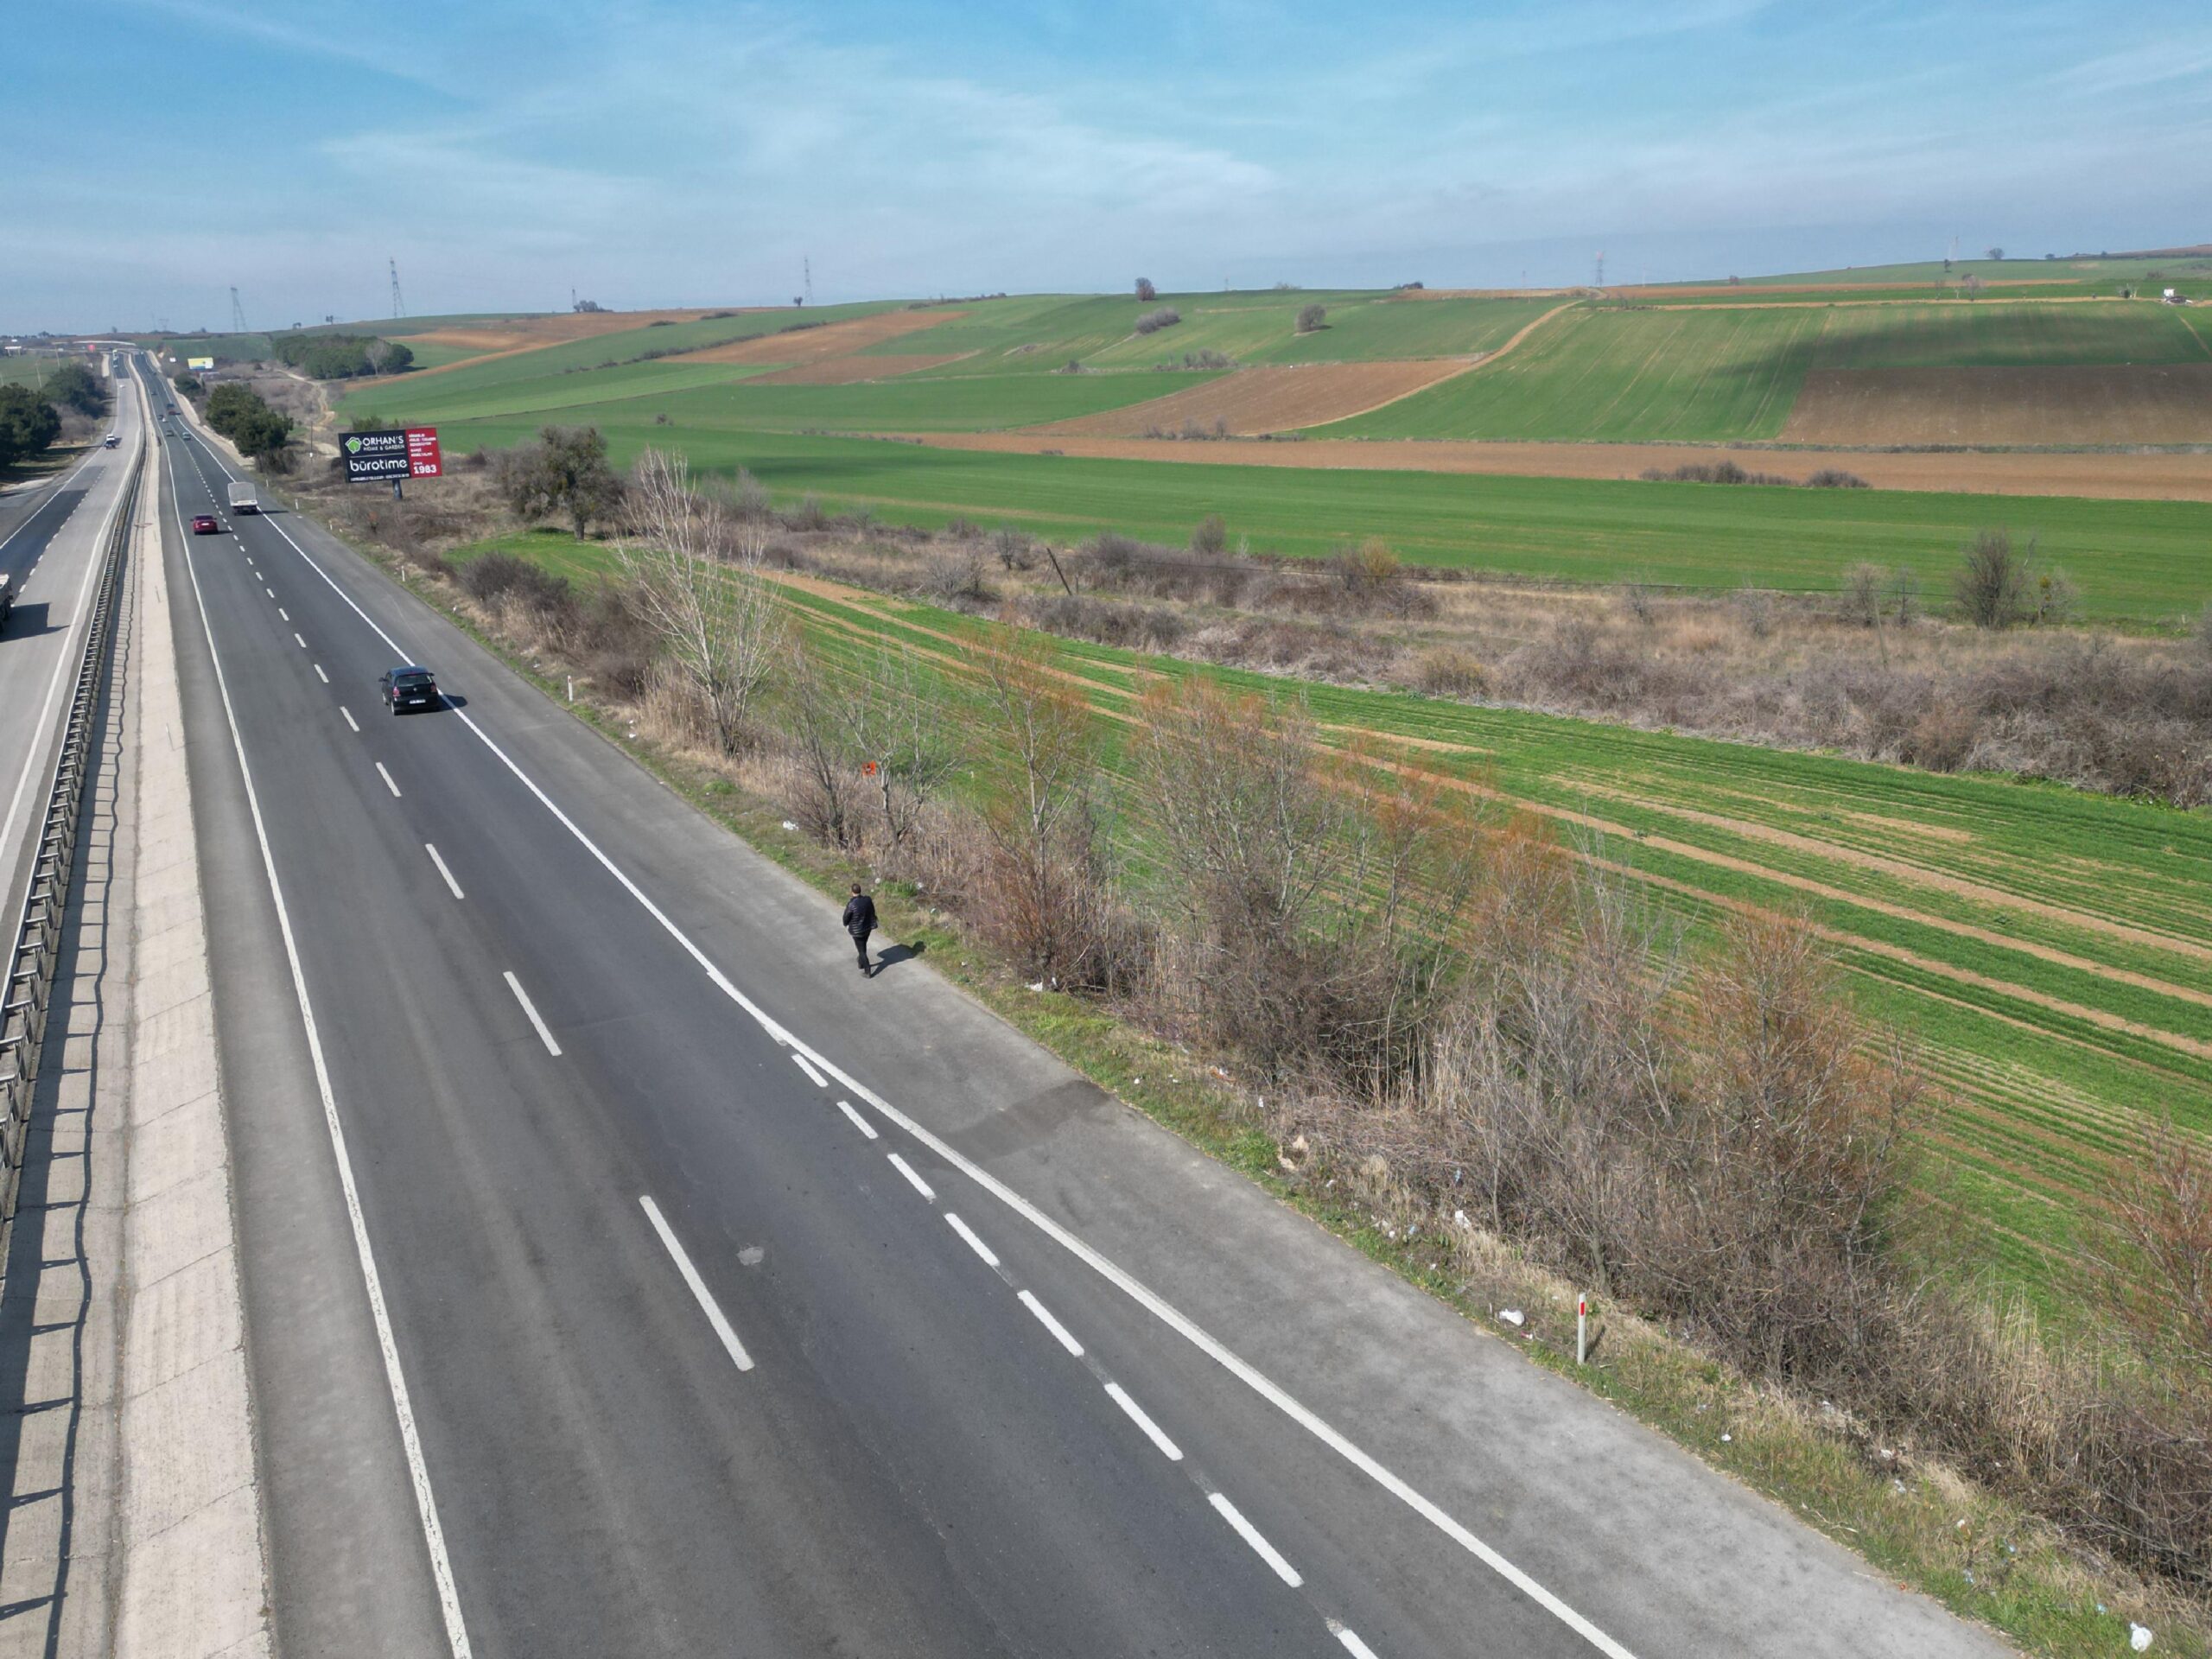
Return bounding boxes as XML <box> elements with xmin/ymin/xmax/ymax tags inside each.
<box><xmin>379</xmin><ymin>665</ymin><xmax>441</xmax><ymax>715</ymax></box>
<box><xmin>190</xmin><ymin>513</ymin><xmax>220</xmax><ymax>535</ymax></box>
<box><xmin>0</xmin><ymin>574</ymin><xmax>13</xmax><ymax>631</ymax></box>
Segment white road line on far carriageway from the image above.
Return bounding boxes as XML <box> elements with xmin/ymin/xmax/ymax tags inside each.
<box><xmin>0</xmin><ymin>395</ymin><xmax>143</xmax><ymax>895</ymax></box>
<box><xmin>194</xmin><ymin>416</ymin><xmax>1644</xmax><ymax>1659</ymax></box>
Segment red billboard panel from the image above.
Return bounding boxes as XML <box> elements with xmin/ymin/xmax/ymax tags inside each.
<box><xmin>405</xmin><ymin>426</ymin><xmax>442</xmax><ymax>478</ymax></box>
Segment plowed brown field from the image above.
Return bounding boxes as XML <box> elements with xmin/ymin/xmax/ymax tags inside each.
<box><xmin>750</xmin><ymin>352</ymin><xmax>971</xmax><ymax>385</ymax></box>
<box><xmin>1022</xmin><ymin>359</ymin><xmax>1475</xmax><ymax>437</ymax></box>
<box><xmin>1783</xmin><ymin>364</ymin><xmax>2212</xmax><ymax>444</ymax></box>
<box><xmin>906</xmin><ymin>431</ymin><xmax>2212</xmax><ymax>501</ymax></box>
<box><xmin>674</xmin><ymin>308</ymin><xmax>962</xmax><ymax>366</ymax></box>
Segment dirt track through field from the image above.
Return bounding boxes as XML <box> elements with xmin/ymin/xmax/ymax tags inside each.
<box><xmin>1783</xmin><ymin>363</ymin><xmax>2212</xmax><ymax>445</ymax></box>
<box><xmin>903</xmin><ymin>430</ymin><xmax>2212</xmax><ymax>500</ymax></box>
<box><xmin>1023</xmin><ymin>359</ymin><xmax>1478</xmax><ymax>436</ymax></box>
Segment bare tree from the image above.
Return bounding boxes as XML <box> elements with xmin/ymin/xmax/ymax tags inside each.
<box><xmin>780</xmin><ymin>638</ymin><xmax>861</xmax><ymax>848</ymax></box>
<box><xmin>1134</xmin><ymin>277</ymin><xmax>1157</xmax><ymax>302</ymax></box>
<box><xmin>840</xmin><ymin>643</ymin><xmax>961</xmax><ymax>855</ymax></box>
<box><xmin>1295</xmin><ymin>302</ymin><xmax>1327</xmax><ymax>334</ymax></box>
<box><xmin>618</xmin><ymin>448</ymin><xmax>783</xmax><ymax>753</ymax></box>
<box><xmin>976</xmin><ymin>634</ymin><xmax>1105</xmax><ymax>981</ymax></box>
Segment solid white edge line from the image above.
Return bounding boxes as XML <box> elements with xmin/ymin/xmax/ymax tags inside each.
<box><xmin>791</xmin><ymin>1052</ymin><xmax>828</xmax><ymax>1089</ymax></box>
<box><xmin>885</xmin><ymin>1151</ymin><xmax>935</xmax><ymax>1202</ymax></box>
<box><xmin>376</xmin><ymin>760</ymin><xmax>402</xmax><ymax>798</ymax></box>
<box><xmin>501</xmin><ymin>970</ymin><xmax>562</xmax><ymax>1057</ymax></box>
<box><xmin>424</xmin><ymin>842</ymin><xmax>464</xmax><ymax>900</ymax></box>
<box><xmin>638</xmin><ymin>1196</ymin><xmax>755</xmax><ymax>1373</ymax></box>
<box><xmin>0</xmin><ymin>402</ymin><xmax>141</xmax><ymax>875</ymax></box>
<box><xmin>314</xmin><ymin>663</ymin><xmax>328</xmax><ymax>683</ymax></box>
<box><xmin>340</xmin><ymin>706</ymin><xmax>359</xmax><ymax>733</ymax></box>
<box><xmin>943</xmin><ymin>1211</ymin><xmax>999</xmax><ymax>1268</ymax></box>
<box><xmin>169</xmin><ymin>455</ymin><xmax>475</xmax><ymax>1659</ymax></box>
<box><xmin>1017</xmin><ymin>1289</ymin><xmax>1084</xmax><ymax>1357</ymax></box>
<box><xmin>1103</xmin><ymin>1382</ymin><xmax>1184</xmax><ymax>1462</ymax></box>
<box><xmin>1333</xmin><ymin>1625</ymin><xmax>1381</xmax><ymax>1658</ymax></box>
<box><xmin>0</xmin><ymin>434</ymin><xmax>106</xmax><ymax>560</ymax></box>
<box><xmin>234</xmin><ymin>432</ymin><xmax>1640</xmax><ymax>1659</ymax></box>
<box><xmin>1209</xmin><ymin>1492</ymin><xmax>1303</xmax><ymax>1588</ymax></box>
<box><xmin>836</xmin><ymin>1099</ymin><xmax>878</xmax><ymax>1141</ymax></box>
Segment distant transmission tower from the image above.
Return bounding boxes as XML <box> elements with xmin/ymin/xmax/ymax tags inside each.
<box><xmin>389</xmin><ymin>257</ymin><xmax>407</xmax><ymax>319</ymax></box>
<box><xmin>804</xmin><ymin>256</ymin><xmax>815</xmax><ymax>306</ymax></box>
<box><xmin>1593</xmin><ymin>251</ymin><xmax>1606</xmax><ymax>289</ymax></box>
<box><xmin>231</xmin><ymin>286</ymin><xmax>248</xmax><ymax>332</ymax></box>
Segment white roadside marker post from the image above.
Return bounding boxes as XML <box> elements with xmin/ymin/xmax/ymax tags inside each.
<box><xmin>1577</xmin><ymin>1294</ymin><xmax>1588</xmax><ymax>1366</ymax></box>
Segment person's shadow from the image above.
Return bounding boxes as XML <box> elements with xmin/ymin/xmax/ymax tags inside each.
<box><xmin>870</xmin><ymin>940</ymin><xmax>925</xmax><ymax>976</ymax></box>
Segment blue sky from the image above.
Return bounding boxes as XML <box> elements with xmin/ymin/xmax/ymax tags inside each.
<box><xmin>10</xmin><ymin>0</ymin><xmax>2212</xmax><ymax>331</ymax></box>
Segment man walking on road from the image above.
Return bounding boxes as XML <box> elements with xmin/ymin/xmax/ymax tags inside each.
<box><xmin>842</xmin><ymin>882</ymin><xmax>878</xmax><ymax>976</ymax></box>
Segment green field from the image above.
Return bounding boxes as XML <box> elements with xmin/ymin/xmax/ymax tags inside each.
<box><xmin>346</xmin><ymin>359</ymin><xmax>1226</xmax><ymax>434</ymax></box>
<box><xmin>402</xmin><ymin>421</ymin><xmax>2212</xmax><ymax>624</ymax></box>
<box><xmin>1322</xmin><ymin>300</ymin><xmax>2212</xmax><ymax>441</ymax></box>
<box><xmin>334</xmin><ymin>300</ymin><xmax>911</xmax><ymax>415</ymax></box>
<box><xmin>842</xmin><ymin>290</ymin><xmax>1558</xmax><ymax>377</ymax></box>
<box><xmin>0</xmin><ymin>353</ymin><xmax>105</xmax><ymax>391</ymax></box>
<box><xmin>448</xmin><ymin>526</ymin><xmax>2212</xmax><ymax>1300</ymax></box>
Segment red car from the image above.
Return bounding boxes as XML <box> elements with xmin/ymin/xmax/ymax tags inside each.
<box><xmin>191</xmin><ymin>514</ymin><xmax>220</xmax><ymax>535</ymax></box>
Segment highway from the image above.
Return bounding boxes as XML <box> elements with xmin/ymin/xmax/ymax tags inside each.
<box><xmin>0</xmin><ymin>372</ymin><xmax>143</xmax><ymax>949</ymax></box>
<box><xmin>137</xmin><ymin>354</ymin><xmax>2003</xmax><ymax>1659</ymax></box>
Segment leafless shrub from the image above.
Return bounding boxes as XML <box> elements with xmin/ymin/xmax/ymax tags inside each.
<box><xmin>1955</xmin><ymin>529</ymin><xmax>2035</xmax><ymax>628</ymax></box>
<box><xmin>918</xmin><ymin>546</ymin><xmax>994</xmax><ymax>607</ymax></box>
<box><xmin>991</xmin><ymin>527</ymin><xmax>1036</xmax><ymax>570</ymax></box>
<box><xmin>1409</xmin><ymin>646</ymin><xmax>1489</xmax><ymax>698</ymax></box>
<box><xmin>1133</xmin><ymin>307</ymin><xmax>1182</xmax><ymax>335</ymax></box>
<box><xmin>1020</xmin><ymin>594</ymin><xmax>1188</xmax><ymax>651</ymax></box>
<box><xmin>1840</xmin><ymin>563</ymin><xmax>1887</xmax><ymax>627</ymax></box>
<box><xmin>1296</xmin><ymin>303</ymin><xmax>1328</xmax><ymax>334</ymax></box>
<box><xmin>1191</xmin><ymin>514</ymin><xmax>1228</xmax><ymax>557</ymax></box>
<box><xmin>1641</xmin><ymin>460</ymin><xmax>1796</xmax><ymax>487</ymax></box>
<box><xmin>618</xmin><ymin>448</ymin><xmax>785</xmax><ymax>753</ymax></box>
<box><xmin>1806</xmin><ymin>467</ymin><xmax>1870</xmax><ymax>489</ymax></box>
<box><xmin>1621</xmin><ymin>582</ymin><xmax>1656</xmax><ymax>626</ymax></box>
<box><xmin>1734</xmin><ymin>586</ymin><xmax>1775</xmax><ymax>640</ymax></box>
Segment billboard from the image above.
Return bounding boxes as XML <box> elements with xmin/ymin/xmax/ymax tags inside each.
<box><xmin>187</xmin><ymin>356</ymin><xmax>214</xmax><ymax>371</ymax></box>
<box><xmin>342</xmin><ymin>426</ymin><xmax>442</xmax><ymax>482</ymax></box>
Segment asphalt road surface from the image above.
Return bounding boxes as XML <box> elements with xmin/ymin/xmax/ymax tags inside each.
<box><xmin>141</xmin><ymin>355</ymin><xmax>2005</xmax><ymax>1659</ymax></box>
<box><xmin>0</xmin><ymin>377</ymin><xmax>143</xmax><ymax>946</ymax></box>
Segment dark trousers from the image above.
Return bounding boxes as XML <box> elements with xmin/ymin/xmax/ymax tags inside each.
<box><xmin>851</xmin><ymin>930</ymin><xmax>871</xmax><ymax>969</ymax></box>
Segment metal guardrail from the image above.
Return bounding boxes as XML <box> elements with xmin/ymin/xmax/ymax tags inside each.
<box><xmin>0</xmin><ymin>456</ymin><xmax>139</xmax><ymax>1236</ymax></box>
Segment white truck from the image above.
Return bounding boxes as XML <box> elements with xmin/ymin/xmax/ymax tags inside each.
<box><xmin>227</xmin><ymin>480</ymin><xmax>259</xmax><ymax>515</ymax></box>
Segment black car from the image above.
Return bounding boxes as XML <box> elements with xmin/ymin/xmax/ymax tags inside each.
<box><xmin>0</xmin><ymin>574</ymin><xmax>13</xmax><ymax>630</ymax></box>
<box><xmin>379</xmin><ymin>665</ymin><xmax>441</xmax><ymax>715</ymax></box>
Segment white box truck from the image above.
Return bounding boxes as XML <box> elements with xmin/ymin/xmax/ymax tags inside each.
<box><xmin>227</xmin><ymin>480</ymin><xmax>259</xmax><ymax>515</ymax></box>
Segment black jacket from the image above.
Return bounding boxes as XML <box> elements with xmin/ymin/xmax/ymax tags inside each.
<box><xmin>842</xmin><ymin>893</ymin><xmax>878</xmax><ymax>938</ymax></box>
